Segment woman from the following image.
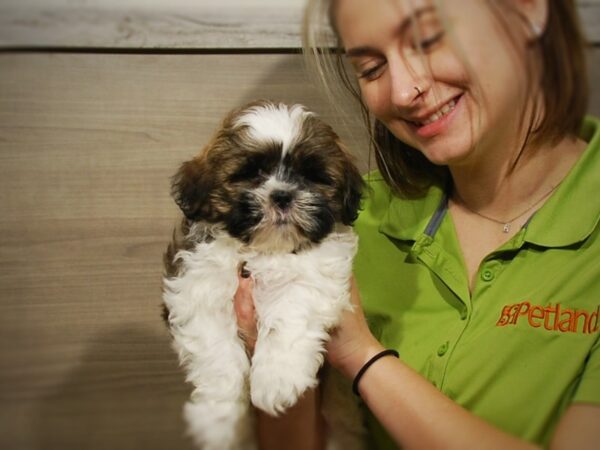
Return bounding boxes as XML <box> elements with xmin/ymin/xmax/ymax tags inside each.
<box><xmin>236</xmin><ymin>0</ymin><xmax>599</xmax><ymax>448</ymax></box>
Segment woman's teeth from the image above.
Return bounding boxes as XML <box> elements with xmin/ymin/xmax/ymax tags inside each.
<box><xmin>419</xmin><ymin>98</ymin><xmax>457</xmax><ymax>126</ymax></box>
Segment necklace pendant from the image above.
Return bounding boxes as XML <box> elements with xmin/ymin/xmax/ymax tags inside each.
<box><xmin>503</xmin><ymin>223</ymin><xmax>511</xmax><ymax>233</ymax></box>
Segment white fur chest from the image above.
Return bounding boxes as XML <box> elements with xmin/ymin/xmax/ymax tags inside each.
<box><xmin>163</xmin><ymin>228</ymin><xmax>358</xmax><ymax>450</ymax></box>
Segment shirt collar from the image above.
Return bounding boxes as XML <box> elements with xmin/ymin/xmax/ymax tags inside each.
<box><xmin>524</xmin><ymin>116</ymin><xmax>600</xmax><ymax>247</ymax></box>
<box><xmin>379</xmin><ymin>184</ymin><xmax>445</xmax><ymax>241</ymax></box>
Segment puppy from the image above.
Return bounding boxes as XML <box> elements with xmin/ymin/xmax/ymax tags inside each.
<box><xmin>162</xmin><ymin>100</ymin><xmax>366</xmax><ymax>450</ymax></box>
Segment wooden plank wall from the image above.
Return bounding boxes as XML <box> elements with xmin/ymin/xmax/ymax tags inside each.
<box><xmin>0</xmin><ymin>2</ymin><xmax>598</xmax><ymax>450</ymax></box>
<box><xmin>0</xmin><ymin>53</ymin><xmax>367</xmax><ymax>450</ymax></box>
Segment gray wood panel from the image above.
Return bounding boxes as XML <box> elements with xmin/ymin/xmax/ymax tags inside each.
<box><xmin>1</xmin><ymin>0</ymin><xmax>599</xmax><ymax>49</ymax></box>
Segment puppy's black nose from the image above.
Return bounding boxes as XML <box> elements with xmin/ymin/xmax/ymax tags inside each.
<box><xmin>270</xmin><ymin>190</ymin><xmax>294</xmax><ymax>209</ymax></box>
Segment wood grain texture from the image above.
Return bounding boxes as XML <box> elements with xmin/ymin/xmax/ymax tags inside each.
<box><xmin>0</xmin><ymin>0</ymin><xmax>306</xmax><ymax>49</ymax></box>
<box><xmin>0</xmin><ymin>0</ymin><xmax>599</xmax><ymax>49</ymax></box>
<box><xmin>0</xmin><ymin>52</ymin><xmax>366</xmax><ymax>450</ymax></box>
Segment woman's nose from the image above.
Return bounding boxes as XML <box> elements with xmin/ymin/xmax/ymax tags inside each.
<box><xmin>388</xmin><ymin>56</ymin><xmax>428</xmax><ymax>109</ymax></box>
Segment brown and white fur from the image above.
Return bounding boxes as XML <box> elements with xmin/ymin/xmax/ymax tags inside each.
<box><xmin>162</xmin><ymin>100</ymin><xmax>367</xmax><ymax>450</ymax></box>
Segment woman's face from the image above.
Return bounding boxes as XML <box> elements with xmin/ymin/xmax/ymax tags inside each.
<box><xmin>335</xmin><ymin>0</ymin><xmax>534</xmax><ymax>167</ymax></box>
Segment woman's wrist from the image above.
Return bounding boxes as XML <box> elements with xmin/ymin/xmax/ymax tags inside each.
<box><xmin>335</xmin><ymin>338</ymin><xmax>386</xmax><ymax>381</ymax></box>
<box><xmin>352</xmin><ymin>349</ymin><xmax>400</xmax><ymax>396</ymax></box>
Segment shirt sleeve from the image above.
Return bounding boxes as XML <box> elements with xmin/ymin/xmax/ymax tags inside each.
<box><xmin>572</xmin><ymin>333</ymin><xmax>600</xmax><ymax>404</ymax></box>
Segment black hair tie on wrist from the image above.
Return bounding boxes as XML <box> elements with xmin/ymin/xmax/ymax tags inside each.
<box><xmin>352</xmin><ymin>349</ymin><xmax>400</xmax><ymax>397</ymax></box>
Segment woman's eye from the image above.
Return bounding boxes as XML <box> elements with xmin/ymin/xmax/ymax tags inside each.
<box><xmin>412</xmin><ymin>30</ymin><xmax>445</xmax><ymax>51</ymax></box>
<box><xmin>359</xmin><ymin>63</ymin><xmax>386</xmax><ymax>81</ymax></box>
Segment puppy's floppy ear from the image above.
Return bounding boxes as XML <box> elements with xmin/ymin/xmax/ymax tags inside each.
<box><xmin>171</xmin><ymin>156</ymin><xmax>215</xmax><ymax>222</ymax></box>
<box><xmin>339</xmin><ymin>147</ymin><xmax>365</xmax><ymax>226</ymax></box>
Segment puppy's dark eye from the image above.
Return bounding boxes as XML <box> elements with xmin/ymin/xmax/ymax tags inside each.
<box><xmin>229</xmin><ymin>157</ymin><xmax>268</xmax><ymax>183</ymax></box>
<box><xmin>229</xmin><ymin>167</ymin><xmax>263</xmax><ymax>182</ymax></box>
<box><xmin>303</xmin><ymin>170</ymin><xmax>334</xmax><ymax>186</ymax></box>
<box><xmin>229</xmin><ymin>148</ymin><xmax>281</xmax><ymax>183</ymax></box>
<box><xmin>299</xmin><ymin>155</ymin><xmax>334</xmax><ymax>186</ymax></box>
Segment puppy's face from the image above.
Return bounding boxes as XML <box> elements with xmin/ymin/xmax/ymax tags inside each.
<box><xmin>172</xmin><ymin>101</ymin><xmax>364</xmax><ymax>253</ymax></box>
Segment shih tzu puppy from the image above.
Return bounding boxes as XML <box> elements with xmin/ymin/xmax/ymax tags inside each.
<box><xmin>162</xmin><ymin>100</ymin><xmax>366</xmax><ymax>450</ymax></box>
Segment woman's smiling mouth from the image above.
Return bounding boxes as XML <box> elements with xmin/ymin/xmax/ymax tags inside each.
<box><xmin>410</xmin><ymin>94</ymin><xmax>463</xmax><ymax>137</ymax></box>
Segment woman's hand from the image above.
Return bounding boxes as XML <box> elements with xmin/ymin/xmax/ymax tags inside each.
<box><xmin>233</xmin><ymin>269</ymin><xmax>384</xmax><ymax>382</ymax></box>
<box><xmin>233</xmin><ymin>267</ymin><xmax>258</xmax><ymax>354</ymax></box>
<box><xmin>325</xmin><ymin>277</ymin><xmax>384</xmax><ymax>380</ymax></box>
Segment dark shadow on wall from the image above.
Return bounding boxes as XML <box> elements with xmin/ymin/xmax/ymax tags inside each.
<box><xmin>33</xmin><ymin>325</ymin><xmax>196</xmax><ymax>450</ymax></box>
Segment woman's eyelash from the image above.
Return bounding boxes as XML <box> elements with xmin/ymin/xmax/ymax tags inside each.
<box><xmin>415</xmin><ymin>30</ymin><xmax>445</xmax><ymax>49</ymax></box>
<box><xmin>359</xmin><ymin>63</ymin><xmax>385</xmax><ymax>80</ymax></box>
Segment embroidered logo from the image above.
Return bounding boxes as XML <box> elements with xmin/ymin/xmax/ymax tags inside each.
<box><xmin>496</xmin><ymin>302</ymin><xmax>599</xmax><ymax>334</ymax></box>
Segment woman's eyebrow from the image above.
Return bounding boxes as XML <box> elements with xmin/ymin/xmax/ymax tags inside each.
<box><xmin>344</xmin><ymin>5</ymin><xmax>436</xmax><ymax>58</ymax></box>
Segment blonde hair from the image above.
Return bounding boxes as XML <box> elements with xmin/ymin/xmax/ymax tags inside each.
<box><xmin>302</xmin><ymin>0</ymin><xmax>589</xmax><ymax>198</ymax></box>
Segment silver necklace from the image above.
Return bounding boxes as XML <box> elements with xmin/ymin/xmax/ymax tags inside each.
<box><xmin>454</xmin><ymin>185</ymin><xmax>558</xmax><ymax>233</ymax></box>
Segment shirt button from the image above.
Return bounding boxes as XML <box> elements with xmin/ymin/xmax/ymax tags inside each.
<box><xmin>437</xmin><ymin>342</ymin><xmax>449</xmax><ymax>356</ymax></box>
<box><xmin>481</xmin><ymin>269</ymin><xmax>494</xmax><ymax>282</ymax></box>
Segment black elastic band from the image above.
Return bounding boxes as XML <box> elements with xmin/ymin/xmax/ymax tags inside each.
<box><xmin>352</xmin><ymin>349</ymin><xmax>400</xmax><ymax>396</ymax></box>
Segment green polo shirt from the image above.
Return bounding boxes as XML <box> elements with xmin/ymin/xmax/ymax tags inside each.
<box><xmin>353</xmin><ymin>116</ymin><xmax>600</xmax><ymax>448</ymax></box>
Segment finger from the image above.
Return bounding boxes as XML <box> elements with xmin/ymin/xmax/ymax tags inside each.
<box><xmin>234</xmin><ymin>275</ymin><xmax>256</xmax><ymax>325</ymax></box>
<box><xmin>234</xmin><ymin>274</ymin><xmax>258</xmax><ymax>351</ymax></box>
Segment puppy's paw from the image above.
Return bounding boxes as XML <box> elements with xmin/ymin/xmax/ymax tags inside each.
<box><xmin>250</xmin><ymin>362</ymin><xmax>318</xmax><ymax>416</ymax></box>
<box><xmin>184</xmin><ymin>399</ymin><xmax>256</xmax><ymax>450</ymax></box>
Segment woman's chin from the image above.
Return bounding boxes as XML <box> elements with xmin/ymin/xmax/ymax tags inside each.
<box><xmin>420</xmin><ymin>143</ymin><xmax>475</xmax><ymax>168</ymax></box>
